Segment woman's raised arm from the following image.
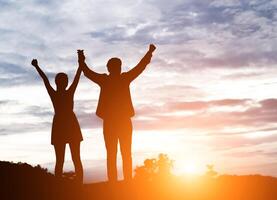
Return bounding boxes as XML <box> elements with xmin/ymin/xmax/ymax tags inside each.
<box><xmin>31</xmin><ymin>59</ymin><xmax>55</xmax><ymax>96</ymax></box>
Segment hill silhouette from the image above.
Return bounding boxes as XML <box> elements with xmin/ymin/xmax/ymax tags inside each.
<box><xmin>0</xmin><ymin>161</ymin><xmax>81</xmax><ymax>200</ymax></box>
<box><xmin>1</xmin><ymin>160</ymin><xmax>277</xmax><ymax>200</ymax></box>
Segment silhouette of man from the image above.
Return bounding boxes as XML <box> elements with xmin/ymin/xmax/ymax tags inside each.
<box><xmin>79</xmin><ymin>44</ymin><xmax>156</xmax><ymax>181</ymax></box>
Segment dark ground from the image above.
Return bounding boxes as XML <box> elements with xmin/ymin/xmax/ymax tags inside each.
<box><xmin>1</xmin><ymin>161</ymin><xmax>277</xmax><ymax>200</ymax></box>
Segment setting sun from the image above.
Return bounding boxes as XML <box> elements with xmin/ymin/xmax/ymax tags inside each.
<box><xmin>183</xmin><ymin>163</ymin><xmax>199</xmax><ymax>175</ymax></box>
<box><xmin>174</xmin><ymin>160</ymin><xmax>202</xmax><ymax>176</ymax></box>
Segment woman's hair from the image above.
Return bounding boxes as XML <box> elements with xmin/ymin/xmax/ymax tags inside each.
<box><xmin>55</xmin><ymin>73</ymin><xmax>68</xmax><ymax>89</ymax></box>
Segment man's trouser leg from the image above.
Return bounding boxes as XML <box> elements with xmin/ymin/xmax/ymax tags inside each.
<box><xmin>119</xmin><ymin>118</ymin><xmax>133</xmax><ymax>181</ymax></box>
<box><xmin>103</xmin><ymin>119</ymin><xmax>118</xmax><ymax>182</ymax></box>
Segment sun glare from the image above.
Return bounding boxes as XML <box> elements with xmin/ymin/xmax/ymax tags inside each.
<box><xmin>175</xmin><ymin>160</ymin><xmax>202</xmax><ymax>176</ymax></box>
<box><xmin>183</xmin><ymin>163</ymin><xmax>199</xmax><ymax>175</ymax></box>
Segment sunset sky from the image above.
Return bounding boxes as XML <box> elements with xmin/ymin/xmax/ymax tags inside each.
<box><xmin>1</xmin><ymin>0</ymin><xmax>277</xmax><ymax>182</ymax></box>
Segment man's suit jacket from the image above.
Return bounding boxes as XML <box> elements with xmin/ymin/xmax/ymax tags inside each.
<box><xmin>83</xmin><ymin>50</ymin><xmax>153</xmax><ymax>119</ymax></box>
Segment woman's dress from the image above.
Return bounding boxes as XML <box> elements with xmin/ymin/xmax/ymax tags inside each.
<box><xmin>50</xmin><ymin>90</ymin><xmax>83</xmax><ymax>145</ymax></box>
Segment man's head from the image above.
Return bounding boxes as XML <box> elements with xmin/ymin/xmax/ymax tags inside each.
<box><xmin>55</xmin><ymin>72</ymin><xmax>68</xmax><ymax>90</ymax></box>
<box><xmin>107</xmin><ymin>57</ymin><xmax>122</xmax><ymax>75</ymax></box>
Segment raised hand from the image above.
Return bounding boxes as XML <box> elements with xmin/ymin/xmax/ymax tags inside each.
<box><xmin>77</xmin><ymin>49</ymin><xmax>85</xmax><ymax>63</ymax></box>
<box><xmin>30</xmin><ymin>58</ymin><xmax>54</xmax><ymax>95</ymax></box>
<box><xmin>31</xmin><ymin>59</ymin><xmax>38</xmax><ymax>67</ymax></box>
<box><xmin>149</xmin><ymin>44</ymin><xmax>156</xmax><ymax>52</ymax></box>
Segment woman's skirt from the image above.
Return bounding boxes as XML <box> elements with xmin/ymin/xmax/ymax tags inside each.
<box><xmin>51</xmin><ymin>112</ymin><xmax>83</xmax><ymax>145</ymax></box>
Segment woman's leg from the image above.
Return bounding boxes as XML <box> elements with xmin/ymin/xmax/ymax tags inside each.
<box><xmin>69</xmin><ymin>142</ymin><xmax>83</xmax><ymax>182</ymax></box>
<box><xmin>54</xmin><ymin>143</ymin><xmax>66</xmax><ymax>178</ymax></box>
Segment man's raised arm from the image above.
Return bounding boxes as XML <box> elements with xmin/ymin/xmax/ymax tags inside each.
<box><xmin>78</xmin><ymin>50</ymin><xmax>105</xmax><ymax>85</ymax></box>
<box><xmin>125</xmin><ymin>44</ymin><xmax>156</xmax><ymax>82</ymax></box>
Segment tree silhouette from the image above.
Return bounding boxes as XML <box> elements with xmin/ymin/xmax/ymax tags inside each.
<box><xmin>134</xmin><ymin>153</ymin><xmax>174</xmax><ymax>181</ymax></box>
<box><xmin>205</xmin><ymin>164</ymin><xmax>218</xmax><ymax>178</ymax></box>
<box><xmin>157</xmin><ymin>154</ymin><xmax>174</xmax><ymax>176</ymax></box>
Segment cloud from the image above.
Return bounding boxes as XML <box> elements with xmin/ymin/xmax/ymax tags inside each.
<box><xmin>134</xmin><ymin>98</ymin><xmax>277</xmax><ymax>132</ymax></box>
<box><xmin>1</xmin><ymin>0</ymin><xmax>277</xmax><ymax>133</ymax></box>
<box><xmin>222</xmin><ymin>71</ymin><xmax>262</xmax><ymax>80</ymax></box>
<box><xmin>0</xmin><ymin>122</ymin><xmax>51</xmax><ymax>135</ymax></box>
<box><xmin>8</xmin><ymin>97</ymin><xmax>274</xmax><ymax>138</ymax></box>
<box><xmin>0</xmin><ymin>99</ymin><xmax>14</xmax><ymax>105</ymax></box>
<box><xmin>167</xmin><ymin>99</ymin><xmax>251</xmax><ymax>111</ymax></box>
<box><xmin>1</xmin><ymin>0</ymin><xmax>277</xmax><ymax>95</ymax></box>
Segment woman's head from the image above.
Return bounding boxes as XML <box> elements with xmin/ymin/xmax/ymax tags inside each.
<box><xmin>107</xmin><ymin>57</ymin><xmax>122</xmax><ymax>75</ymax></box>
<box><xmin>55</xmin><ymin>73</ymin><xmax>68</xmax><ymax>90</ymax></box>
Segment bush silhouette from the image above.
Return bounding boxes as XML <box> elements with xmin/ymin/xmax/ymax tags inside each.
<box><xmin>134</xmin><ymin>153</ymin><xmax>174</xmax><ymax>181</ymax></box>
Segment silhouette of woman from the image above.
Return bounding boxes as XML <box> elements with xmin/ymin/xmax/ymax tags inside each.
<box><xmin>31</xmin><ymin>51</ymin><xmax>84</xmax><ymax>182</ymax></box>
